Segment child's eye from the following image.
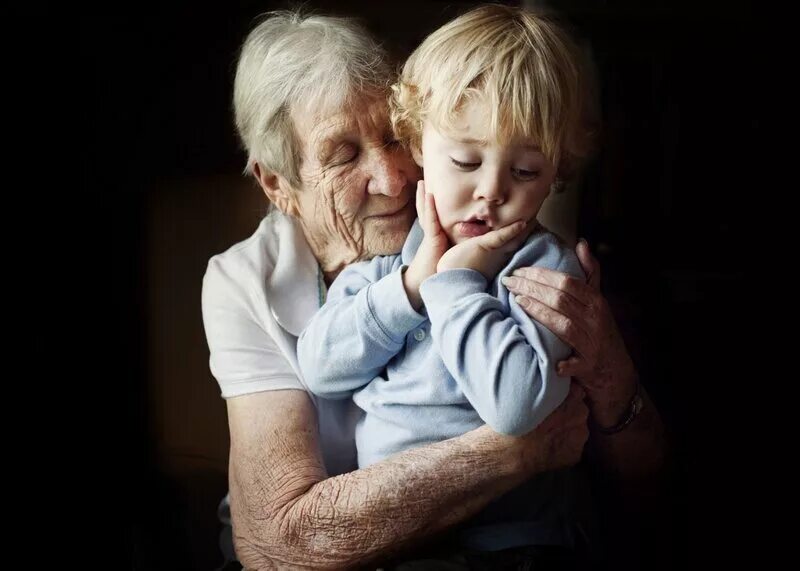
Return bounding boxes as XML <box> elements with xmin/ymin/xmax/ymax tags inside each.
<box><xmin>451</xmin><ymin>157</ymin><xmax>480</xmax><ymax>170</ymax></box>
<box><xmin>512</xmin><ymin>168</ymin><xmax>540</xmax><ymax>181</ymax></box>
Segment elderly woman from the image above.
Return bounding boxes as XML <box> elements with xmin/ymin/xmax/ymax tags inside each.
<box><xmin>202</xmin><ymin>10</ymin><xmax>664</xmax><ymax>569</ymax></box>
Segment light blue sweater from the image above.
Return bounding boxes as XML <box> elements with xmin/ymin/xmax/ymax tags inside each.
<box><xmin>298</xmin><ymin>220</ymin><xmax>586</xmax><ymax>549</ymax></box>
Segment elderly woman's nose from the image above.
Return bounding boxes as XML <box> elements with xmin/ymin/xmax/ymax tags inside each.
<box><xmin>366</xmin><ymin>151</ymin><xmax>408</xmax><ymax>197</ymax></box>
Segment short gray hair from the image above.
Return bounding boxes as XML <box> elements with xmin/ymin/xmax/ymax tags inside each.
<box><xmin>233</xmin><ymin>10</ymin><xmax>393</xmax><ymax>187</ymax></box>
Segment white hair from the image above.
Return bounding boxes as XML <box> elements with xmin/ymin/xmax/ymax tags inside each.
<box><xmin>233</xmin><ymin>10</ymin><xmax>393</xmax><ymax>187</ymax></box>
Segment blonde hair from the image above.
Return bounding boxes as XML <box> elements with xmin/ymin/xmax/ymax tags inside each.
<box><xmin>391</xmin><ymin>4</ymin><xmax>595</xmax><ymax>179</ymax></box>
<box><xmin>234</xmin><ymin>10</ymin><xmax>393</xmax><ymax>187</ymax></box>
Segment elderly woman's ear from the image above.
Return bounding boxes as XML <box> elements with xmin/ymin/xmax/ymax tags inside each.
<box><xmin>253</xmin><ymin>162</ymin><xmax>299</xmax><ymax>216</ymax></box>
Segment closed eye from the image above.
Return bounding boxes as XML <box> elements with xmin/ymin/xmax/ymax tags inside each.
<box><xmin>451</xmin><ymin>157</ymin><xmax>480</xmax><ymax>170</ymax></box>
<box><xmin>512</xmin><ymin>168</ymin><xmax>540</xmax><ymax>181</ymax></box>
<box><xmin>383</xmin><ymin>134</ymin><xmax>402</xmax><ymax>149</ymax></box>
<box><xmin>331</xmin><ymin>144</ymin><xmax>358</xmax><ymax>166</ymax></box>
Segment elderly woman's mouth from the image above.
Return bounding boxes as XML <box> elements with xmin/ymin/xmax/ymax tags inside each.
<box><xmin>366</xmin><ymin>200</ymin><xmax>413</xmax><ymax>220</ymax></box>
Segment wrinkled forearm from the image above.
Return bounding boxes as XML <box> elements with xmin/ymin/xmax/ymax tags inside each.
<box><xmin>232</xmin><ymin>424</ymin><xmax>529</xmax><ymax>570</ymax></box>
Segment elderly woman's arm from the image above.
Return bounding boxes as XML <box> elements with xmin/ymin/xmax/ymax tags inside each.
<box><xmin>227</xmin><ymin>385</ymin><xmax>589</xmax><ymax>570</ymax></box>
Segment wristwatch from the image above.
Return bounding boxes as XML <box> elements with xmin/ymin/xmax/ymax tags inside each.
<box><xmin>593</xmin><ymin>383</ymin><xmax>644</xmax><ymax>435</ymax></box>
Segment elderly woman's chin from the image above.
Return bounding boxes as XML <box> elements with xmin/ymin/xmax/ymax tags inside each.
<box><xmin>362</xmin><ymin>199</ymin><xmax>417</xmax><ymax>256</ymax></box>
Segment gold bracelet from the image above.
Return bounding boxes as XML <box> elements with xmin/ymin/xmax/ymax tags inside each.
<box><xmin>592</xmin><ymin>383</ymin><xmax>643</xmax><ymax>435</ymax></box>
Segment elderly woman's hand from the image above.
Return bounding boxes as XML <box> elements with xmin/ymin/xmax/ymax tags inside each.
<box><xmin>502</xmin><ymin>240</ymin><xmax>638</xmax><ymax>427</ymax></box>
<box><xmin>518</xmin><ymin>382</ymin><xmax>590</xmax><ymax>474</ymax></box>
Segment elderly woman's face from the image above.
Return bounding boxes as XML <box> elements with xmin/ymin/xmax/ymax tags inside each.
<box><xmin>291</xmin><ymin>96</ymin><xmax>419</xmax><ymax>270</ymax></box>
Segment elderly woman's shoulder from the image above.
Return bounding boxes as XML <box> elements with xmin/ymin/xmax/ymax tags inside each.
<box><xmin>205</xmin><ymin>211</ymin><xmax>297</xmax><ymax>279</ymax></box>
<box><xmin>202</xmin><ymin>214</ymin><xmax>284</xmax><ymax>306</ymax></box>
<box><xmin>208</xmin><ymin>213</ymin><xmax>274</xmax><ymax>266</ymax></box>
<box><xmin>203</xmin><ymin>211</ymin><xmax>319</xmax><ymax>308</ymax></box>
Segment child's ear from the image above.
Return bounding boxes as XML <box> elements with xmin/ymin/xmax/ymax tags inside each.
<box><xmin>411</xmin><ymin>142</ymin><xmax>423</xmax><ymax>167</ymax></box>
<box><xmin>549</xmin><ymin>178</ymin><xmax>566</xmax><ymax>195</ymax></box>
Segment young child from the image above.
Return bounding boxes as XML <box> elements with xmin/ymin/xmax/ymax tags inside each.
<box><xmin>298</xmin><ymin>4</ymin><xmax>594</xmax><ymax>555</ymax></box>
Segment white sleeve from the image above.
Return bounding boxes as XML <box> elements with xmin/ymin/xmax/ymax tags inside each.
<box><xmin>202</xmin><ymin>256</ymin><xmax>303</xmax><ymax>398</ymax></box>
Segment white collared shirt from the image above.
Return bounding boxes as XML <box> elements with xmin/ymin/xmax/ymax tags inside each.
<box><xmin>202</xmin><ymin>211</ymin><xmax>359</xmax><ymax>476</ymax></box>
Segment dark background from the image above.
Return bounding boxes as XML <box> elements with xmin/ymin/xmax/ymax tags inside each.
<box><xmin>89</xmin><ymin>0</ymin><xmax>759</xmax><ymax>567</ymax></box>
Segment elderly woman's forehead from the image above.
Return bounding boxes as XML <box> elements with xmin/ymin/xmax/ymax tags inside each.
<box><xmin>295</xmin><ymin>97</ymin><xmax>389</xmax><ymax>144</ymax></box>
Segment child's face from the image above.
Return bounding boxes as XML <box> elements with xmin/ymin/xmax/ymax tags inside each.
<box><xmin>417</xmin><ymin>99</ymin><xmax>557</xmax><ymax>245</ymax></box>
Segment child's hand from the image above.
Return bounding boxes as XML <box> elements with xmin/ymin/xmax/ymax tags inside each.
<box><xmin>436</xmin><ymin>219</ymin><xmax>531</xmax><ymax>280</ymax></box>
<box><xmin>403</xmin><ymin>181</ymin><xmax>449</xmax><ymax>310</ymax></box>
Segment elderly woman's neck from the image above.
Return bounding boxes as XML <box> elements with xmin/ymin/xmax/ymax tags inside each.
<box><xmin>321</xmin><ymin>267</ymin><xmax>342</xmax><ymax>286</ymax></box>
<box><xmin>301</xmin><ymin>225</ymin><xmax>360</xmax><ymax>286</ymax></box>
